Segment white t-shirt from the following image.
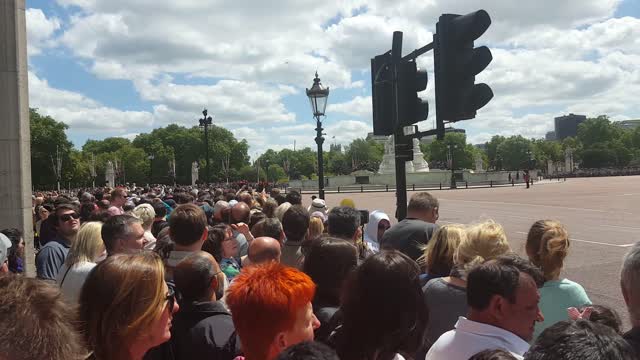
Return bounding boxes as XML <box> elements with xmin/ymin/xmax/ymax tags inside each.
<box><xmin>426</xmin><ymin>317</ymin><xmax>529</xmax><ymax>360</ymax></box>
<box><xmin>56</xmin><ymin>261</ymin><xmax>97</xmax><ymax>304</ymax></box>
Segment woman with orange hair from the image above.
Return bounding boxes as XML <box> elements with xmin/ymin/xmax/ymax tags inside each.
<box><xmin>79</xmin><ymin>252</ymin><xmax>179</xmax><ymax>360</ymax></box>
<box><xmin>226</xmin><ymin>262</ymin><xmax>320</xmax><ymax>360</ymax></box>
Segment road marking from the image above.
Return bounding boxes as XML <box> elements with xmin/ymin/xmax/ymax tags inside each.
<box><xmin>600</xmin><ymin>224</ymin><xmax>640</xmax><ymax>231</ymax></box>
<box><xmin>442</xmin><ymin>198</ymin><xmax>635</xmax><ymax>215</ymax></box>
<box><xmin>515</xmin><ymin>231</ymin><xmax>635</xmax><ymax>248</ymax></box>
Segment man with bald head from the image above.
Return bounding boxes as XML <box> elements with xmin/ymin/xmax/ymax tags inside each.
<box><xmin>172</xmin><ymin>251</ymin><xmax>241</xmax><ymax>359</ymax></box>
<box><xmin>244</xmin><ymin>237</ymin><xmax>281</xmax><ymax>267</ymax></box>
<box><xmin>230</xmin><ymin>202</ymin><xmax>253</xmax><ymax>257</ymax></box>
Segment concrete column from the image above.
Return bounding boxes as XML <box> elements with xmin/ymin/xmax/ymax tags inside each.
<box><xmin>0</xmin><ymin>0</ymin><xmax>34</xmax><ymax>276</ymax></box>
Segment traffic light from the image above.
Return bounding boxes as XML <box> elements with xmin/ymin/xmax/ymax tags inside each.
<box><xmin>371</xmin><ymin>52</ymin><xmax>394</xmax><ymax>136</ymax></box>
<box><xmin>397</xmin><ymin>60</ymin><xmax>429</xmax><ymax>129</ymax></box>
<box><xmin>434</xmin><ymin>9</ymin><xmax>494</xmax><ymax>126</ymax></box>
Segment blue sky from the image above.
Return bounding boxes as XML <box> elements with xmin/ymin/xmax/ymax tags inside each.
<box><xmin>26</xmin><ymin>0</ymin><xmax>640</xmax><ymax>156</ymax></box>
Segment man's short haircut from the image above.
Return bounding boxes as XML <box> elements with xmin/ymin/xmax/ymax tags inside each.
<box><xmin>174</xmin><ymin>251</ymin><xmax>220</xmax><ymax>302</ymax></box>
<box><xmin>110</xmin><ymin>187</ymin><xmax>127</xmax><ymax>199</ymax></box>
<box><xmin>469</xmin><ymin>349</ymin><xmax>518</xmax><ymax>360</ymax></box>
<box><xmin>248</xmin><ymin>237</ymin><xmax>281</xmax><ymax>264</ymax></box>
<box><xmin>0</xmin><ymin>275</ymin><xmax>86</xmax><ymax>360</ymax></box>
<box><xmin>621</xmin><ymin>242</ymin><xmax>640</xmax><ymax>323</ymax></box>
<box><xmin>467</xmin><ymin>254</ymin><xmax>544</xmax><ymax>311</ymax></box>
<box><xmin>274</xmin><ymin>194</ymin><xmax>286</xmax><ymax>206</ymax></box>
<box><xmin>169</xmin><ymin>204</ymin><xmax>208</xmax><ymax>246</ymax></box>
<box><xmin>525</xmin><ymin>319</ymin><xmax>636</xmax><ymax>360</ymax></box>
<box><xmin>282</xmin><ymin>205</ymin><xmax>309</xmax><ymax>243</ymax></box>
<box><xmin>152</xmin><ymin>201</ymin><xmax>167</xmax><ymax>218</ymax></box>
<box><xmin>327</xmin><ymin>206</ymin><xmax>360</xmax><ymax>240</ymax></box>
<box><xmin>407</xmin><ymin>192</ymin><xmax>439</xmax><ymax>213</ymax></box>
<box><xmin>173</xmin><ymin>192</ymin><xmax>193</xmax><ymax>205</ymax></box>
<box><xmin>101</xmin><ymin>215</ymin><xmax>143</xmax><ymax>255</ymax></box>
<box><xmin>53</xmin><ymin>203</ymin><xmax>79</xmax><ymax>224</ymax></box>
<box><xmin>252</xmin><ymin>218</ymin><xmax>283</xmax><ymax>240</ymax></box>
<box><xmin>285</xmin><ymin>190</ymin><xmax>302</xmax><ymax>205</ymax></box>
<box><xmin>275</xmin><ymin>341</ymin><xmax>339</xmax><ymax>360</ymax></box>
<box><xmin>226</xmin><ymin>262</ymin><xmax>316</xmax><ymax>360</ymax></box>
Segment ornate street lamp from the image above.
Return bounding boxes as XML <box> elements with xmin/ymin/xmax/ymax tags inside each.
<box><xmin>306</xmin><ymin>72</ymin><xmax>330</xmax><ymax>199</ymax></box>
<box><xmin>199</xmin><ymin>109</ymin><xmax>213</xmax><ymax>184</ymax></box>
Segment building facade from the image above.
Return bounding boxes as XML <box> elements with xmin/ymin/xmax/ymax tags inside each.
<box><xmin>554</xmin><ymin>114</ymin><xmax>586</xmax><ymax>140</ymax></box>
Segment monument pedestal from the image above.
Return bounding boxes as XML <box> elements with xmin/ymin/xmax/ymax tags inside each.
<box><xmin>378</xmin><ymin>136</ymin><xmax>429</xmax><ymax>174</ymax></box>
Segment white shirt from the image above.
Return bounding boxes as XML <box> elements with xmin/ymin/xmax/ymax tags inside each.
<box><xmin>56</xmin><ymin>261</ymin><xmax>97</xmax><ymax>304</ymax></box>
<box><xmin>426</xmin><ymin>317</ymin><xmax>530</xmax><ymax>360</ymax></box>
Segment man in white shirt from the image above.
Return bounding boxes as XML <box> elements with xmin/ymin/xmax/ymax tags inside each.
<box><xmin>426</xmin><ymin>254</ymin><xmax>545</xmax><ymax>360</ymax></box>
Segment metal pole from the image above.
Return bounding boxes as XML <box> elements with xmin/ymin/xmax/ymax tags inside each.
<box><xmin>204</xmin><ymin>123</ymin><xmax>210</xmax><ymax>184</ymax></box>
<box><xmin>450</xmin><ymin>145</ymin><xmax>457</xmax><ymax>189</ymax></box>
<box><xmin>315</xmin><ymin>116</ymin><xmax>325</xmax><ymax>199</ymax></box>
<box><xmin>391</xmin><ymin>31</ymin><xmax>407</xmax><ymax>221</ymax></box>
<box><xmin>149</xmin><ymin>157</ymin><xmax>152</xmax><ymax>184</ymax></box>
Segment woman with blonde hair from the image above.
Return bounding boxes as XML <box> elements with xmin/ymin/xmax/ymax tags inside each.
<box><xmin>79</xmin><ymin>252</ymin><xmax>179</xmax><ymax>360</ymax></box>
<box><xmin>56</xmin><ymin>221</ymin><xmax>106</xmax><ymax>303</ymax></box>
<box><xmin>419</xmin><ymin>224</ymin><xmax>467</xmax><ymax>284</ymax></box>
<box><xmin>526</xmin><ymin>219</ymin><xmax>590</xmax><ymax>339</ymax></box>
<box><xmin>421</xmin><ymin>220</ymin><xmax>511</xmax><ymax>352</ymax></box>
<box><xmin>132</xmin><ymin>203</ymin><xmax>156</xmax><ymax>250</ymax></box>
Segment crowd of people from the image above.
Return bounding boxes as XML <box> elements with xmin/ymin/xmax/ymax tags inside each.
<box><xmin>1</xmin><ymin>184</ymin><xmax>639</xmax><ymax>360</ymax></box>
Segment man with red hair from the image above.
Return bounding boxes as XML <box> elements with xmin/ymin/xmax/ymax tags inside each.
<box><xmin>226</xmin><ymin>262</ymin><xmax>320</xmax><ymax>360</ymax></box>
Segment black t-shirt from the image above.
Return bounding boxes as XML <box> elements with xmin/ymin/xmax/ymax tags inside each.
<box><xmin>380</xmin><ymin>218</ymin><xmax>438</xmax><ymax>261</ymax></box>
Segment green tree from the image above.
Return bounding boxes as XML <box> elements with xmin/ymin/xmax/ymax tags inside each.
<box><xmin>345</xmin><ymin>138</ymin><xmax>384</xmax><ymax>172</ymax></box>
<box><xmin>485</xmin><ymin>135</ymin><xmax>506</xmax><ymax>169</ymax></box>
<box><xmin>30</xmin><ymin>109</ymin><xmax>75</xmax><ymax>188</ymax></box>
<box><xmin>427</xmin><ymin>133</ymin><xmax>473</xmax><ymax>170</ymax></box>
<box><xmin>496</xmin><ymin>136</ymin><xmax>533</xmax><ymax>170</ymax></box>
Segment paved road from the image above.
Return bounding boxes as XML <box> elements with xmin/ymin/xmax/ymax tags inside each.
<box><xmin>304</xmin><ymin>175</ymin><xmax>640</xmax><ymax>330</ymax></box>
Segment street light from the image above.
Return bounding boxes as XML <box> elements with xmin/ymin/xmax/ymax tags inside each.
<box><xmin>306</xmin><ymin>72</ymin><xmax>329</xmax><ymax>199</ymax></box>
<box><xmin>148</xmin><ymin>154</ymin><xmax>155</xmax><ymax>185</ymax></box>
<box><xmin>447</xmin><ymin>144</ymin><xmax>457</xmax><ymax>189</ymax></box>
<box><xmin>199</xmin><ymin>109</ymin><xmax>213</xmax><ymax>184</ymax></box>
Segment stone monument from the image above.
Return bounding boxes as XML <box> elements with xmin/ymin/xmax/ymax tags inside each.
<box><xmin>475</xmin><ymin>154</ymin><xmax>484</xmax><ymax>172</ymax></box>
<box><xmin>564</xmin><ymin>148</ymin><xmax>573</xmax><ymax>173</ymax></box>
<box><xmin>105</xmin><ymin>161</ymin><xmax>115</xmax><ymax>187</ymax></box>
<box><xmin>378</xmin><ymin>136</ymin><xmax>430</xmax><ymax>174</ymax></box>
<box><xmin>191</xmin><ymin>161</ymin><xmax>199</xmax><ymax>186</ymax></box>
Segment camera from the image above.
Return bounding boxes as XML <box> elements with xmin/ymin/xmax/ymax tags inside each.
<box><xmin>359</xmin><ymin>209</ymin><xmax>369</xmax><ymax>225</ymax></box>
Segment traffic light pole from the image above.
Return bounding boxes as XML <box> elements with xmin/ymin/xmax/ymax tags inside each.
<box><xmin>391</xmin><ymin>31</ymin><xmax>408</xmax><ymax>221</ymax></box>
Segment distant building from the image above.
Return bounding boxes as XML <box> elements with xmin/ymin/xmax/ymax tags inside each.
<box><xmin>554</xmin><ymin>113</ymin><xmax>586</xmax><ymax>140</ymax></box>
<box><xmin>545</xmin><ymin>131</ymin><xmax>556</xmax><ymax>141</ymax></box>
<box><xmin>615</xmin><ymin>120</ymin><xmax>640</xmax><ymax>130</ymax></box>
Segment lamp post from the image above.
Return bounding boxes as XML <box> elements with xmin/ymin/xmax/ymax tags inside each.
<box><xmin>447</xmin><ymin>144</ymin><xmax>457</xmax><ymax>189</ymax></box>
<box><xmin>306</xmin><ymin>72</ymin><xmax>329</xmax><ymax>199</ymax></box>
<box><xmin>148</xmin><ymin>154</ymin><xmax>155</xmax><ymax>185</ymax></box>
<box><xmin>199</xmin><ymin>109</ymin><xmax>213</xmax><ymax>184</ymax></box>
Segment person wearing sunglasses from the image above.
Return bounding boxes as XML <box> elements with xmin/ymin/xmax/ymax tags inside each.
<box><xmin>36</xmin><ymin>203</ymin><xmax>81</xmax><ymax>281</ymax></box>
<box><xmin>79</xmin><ymin>252</ymin><xmax>179</xmax><ymax>360</ymax></box>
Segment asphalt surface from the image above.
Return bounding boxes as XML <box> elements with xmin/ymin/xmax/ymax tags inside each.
<box><xmin>303</xmin><ymin>176</ymin><xmax>640</xmax><ymax>330</ymax></box>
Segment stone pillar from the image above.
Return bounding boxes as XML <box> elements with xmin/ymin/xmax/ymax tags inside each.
<box><xmin>0</xmin><ymin>0</ymin><xmax>34</xmax><ymax>275</ymax></box>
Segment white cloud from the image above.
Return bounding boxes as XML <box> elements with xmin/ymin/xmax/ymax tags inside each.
<box><xmin>25</xmin><ymin>8</ymin><xmax>61</xmax><ymax>56</ymax></box>
<box><xmin>24</xmin><ymin>0</ymin><xmax>640</xmax><ymax>157</ymax></box>
<box><xmin>328</xmin><ymin>96</ymin><xmax>372</xmax><ymax>118</ymax></box>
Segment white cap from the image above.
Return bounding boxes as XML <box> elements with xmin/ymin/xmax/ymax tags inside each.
<box><xmin>0</xmin><ymin>233</ymin><xmax>12</xmax><ymax>265</ymax></box>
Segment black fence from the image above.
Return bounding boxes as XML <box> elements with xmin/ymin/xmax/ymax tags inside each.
<box><xmin>285</xmin><ymin>178</ymin><xmax>538</xmax><ymax>194</ymax></box>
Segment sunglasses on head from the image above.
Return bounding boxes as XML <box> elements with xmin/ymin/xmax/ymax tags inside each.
<box><xmin>59</xmin><ymin>213</ymin><xmax>80</xmax><ymax>222</ymax></box>
<box><xmin>165</xmin><ymin>287</ymin><xmax>176</xmax><ymax>312</ymax></box>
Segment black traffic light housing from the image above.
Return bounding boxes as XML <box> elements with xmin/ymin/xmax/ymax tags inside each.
<box><xmin>434</xmin><ymin>10</ymin><xmax>494</xmax><ymax>130</ymax></box>
<box><xmin>371</xmin><ymin>52</ymin><xmax>394</xmax><ymax>136</ymax></box>
<box><xmin>397</xmin><ymin>60</ymin><xmax>429</xmax><ymax>129</ymax></box>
